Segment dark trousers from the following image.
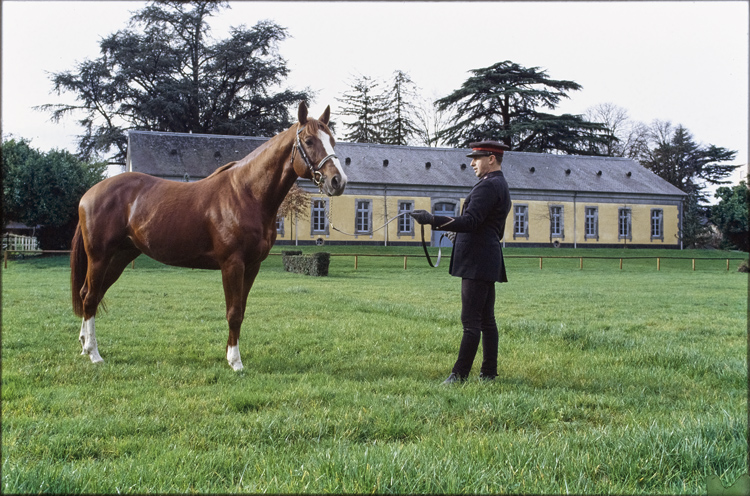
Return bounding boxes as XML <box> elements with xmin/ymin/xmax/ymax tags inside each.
<box><xmin>451</xmin><ymin>278</ymin><xmax>498</xmax><ymax>378</ymax></box>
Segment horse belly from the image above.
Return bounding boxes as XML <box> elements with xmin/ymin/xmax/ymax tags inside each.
<box><xmin>125</xmin><ymin>190</ymin><xmax>216</xmax><ymax>267</ymax></box>
<box><xmin>129</xmin><ymin>225</ymin><xmax>218</xmax><ymax>269</ymax></box>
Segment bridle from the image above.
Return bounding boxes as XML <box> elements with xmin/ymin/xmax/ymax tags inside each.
<box><xmin>290</xmin><ymin>124</ymin><xmax>337</xmax><ymax>188</ymax></box>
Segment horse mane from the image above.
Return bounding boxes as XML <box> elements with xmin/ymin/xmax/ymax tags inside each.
<box><xmin>206</xmin><ymin>161</ymin><xmax>238</xmax><ymax>178</ymax></box>
<box><xmin>204</xmin><ymin>118</ymin><xmax>330</xmax><ymax>180</ymax></box>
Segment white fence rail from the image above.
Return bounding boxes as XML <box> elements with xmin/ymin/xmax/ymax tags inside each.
<box><xmin>2</xmin><ymin>233</ymin><xmax>40</xmax><ymax>252</ymax></box>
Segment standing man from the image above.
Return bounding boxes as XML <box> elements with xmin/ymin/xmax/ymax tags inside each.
<box><xmin>410</xmin><ymin>141</ymin><xmax>512</xmax><ymax>384</ymax></box>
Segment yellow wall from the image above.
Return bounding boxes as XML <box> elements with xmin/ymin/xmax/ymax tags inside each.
<box><xmin>275</xmin><ymin>194</ymin><xmax>681</xmax><ymax>246</ymax></box>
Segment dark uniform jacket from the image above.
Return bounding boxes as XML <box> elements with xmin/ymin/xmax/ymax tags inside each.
<box><xmin>432</xmin><ymin>170</ymin><xmax>512</xmax><ymax>283</ymax></box>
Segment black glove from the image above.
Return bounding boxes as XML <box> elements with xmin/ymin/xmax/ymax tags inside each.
<box><xmin>409</xmin><ymin>209</ymin><xmax>434</xmax><ymax>225</ymax></box>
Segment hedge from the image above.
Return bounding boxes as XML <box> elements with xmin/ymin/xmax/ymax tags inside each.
<box><xmin>281</xmin><ymin>251</ymin><xmax>330</xmax><ymax>276</ymax></box>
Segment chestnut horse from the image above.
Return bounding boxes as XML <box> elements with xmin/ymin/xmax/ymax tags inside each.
<box><xmin>70</xmin><ymin>103</ymin><xmax>347</xmax><ymax>370</ymax></box>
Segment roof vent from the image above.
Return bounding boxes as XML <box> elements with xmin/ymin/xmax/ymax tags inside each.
<box><xmin>461</xmin><ymin>163</ymin><xmax>467</xmax><ymax>170</ymax></box>
<box><xmin>170</xmin><ymin>149</ymin><xmax>178</xmax><ymax>155</ymax></box>
<box><xmin>383</xmin><ymin>159</ymin><xmax>389</xmax><ymax>167</ymax></box>
<box><xmin>626</xmin><ymin>171</ymin><xmax>632</xmax><ymax>177</ymax></box>
<box><xmin>529</xmin><ymin>167</ymin><xmax>535</xmax><ymax>173</ymax></box>
<box><xmin>565</xmin><ymin>168</ymin><xmax>571</xmax><ymax>175</ymax></box>
<box><xmin>345</xmin><ymin>157</ymin><xmax>351</xmax><ymax>166</ymax></box>
<box><xmin>597</xmin><ymin>170</ymin><xmax>603</xmax><ymax>176</ymax></box>
<box><xmin>214</xmin><ymin>151</ymin><xmax>222</xmax><ymax>158</ymax></box>
<box><xmin>425</xmin><ymin>162</ymin><xmax>432</xmax><ymax>169</ymax></box>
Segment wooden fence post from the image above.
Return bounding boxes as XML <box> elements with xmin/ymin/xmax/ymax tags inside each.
<box><xmin>657</xmin><ymin>257</ymin><xmax>661</xmax><ymax>271</ymax></box>
<box><xmin>619</xmin><ymin>258</ymin><xmax>623</xmax><ymax>270</ymax></box>
<box><xmin>403</xmin><ymin>256</ymin><xmax>407</xmax><ymax>270</ymax></box>
<box><xmin>354</xmin><ymin>255</ymin><xmax>358</xmax><ymax>270</ymax></box>
<box><xmin>692</xmin><ymin>259</ymin><xmax>695</xmax><ymax>271</ymax></box>
<box><xmin>539</xmin><ymin>257</ymin><xmax>543</xmax><ymax>269</ymax></box>
<box><xmin>579</xmin><ymin>257</ymin><xmax>583</xmax><ymax>270</ymax></box>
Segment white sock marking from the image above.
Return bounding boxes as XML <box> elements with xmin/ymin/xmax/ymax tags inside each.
<box><xmin>227</xmin><ymin>344</ymin><xmax>243</xmax><ymax>371</ymax></box>
<box><xmin>80</xmin><ymin>317</ymin><xmax>104</xmax><ymax>363</ymax></box>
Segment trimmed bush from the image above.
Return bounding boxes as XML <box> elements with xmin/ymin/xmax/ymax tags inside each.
<box><xmin>282</xmin><ymin>251</ymin><xmax>330</xmax><ymax>276</ymax></box>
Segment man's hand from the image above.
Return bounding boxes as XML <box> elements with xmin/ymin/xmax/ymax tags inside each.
<box><xmin>409</xmin><ymin>209</ymin><xmax>434</xmax><ymax>225</ymax></box>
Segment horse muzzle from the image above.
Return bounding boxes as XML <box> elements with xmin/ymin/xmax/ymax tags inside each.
<box><xmin>321</xmin><ymin>169</ymin><xmax>347</xmax><ymax>196</ymax></box>
<box><xmin>315</xmin><ymin>155</ymin><xmax>347</xmax><ymax>196</ymax></box>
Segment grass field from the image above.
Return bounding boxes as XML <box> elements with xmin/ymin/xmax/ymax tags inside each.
<box><xmin>2</xmin><ymin>247</ymin><xmax>747</xmax><ymax>494</ymax></box>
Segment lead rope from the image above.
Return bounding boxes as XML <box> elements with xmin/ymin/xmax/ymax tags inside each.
<box><xmin>421</xmin><ymin>225</ymin><xmax>445</xmax><ymax>268</ymax></box>
<box><xmin>325</xmin><ymin>207</ymin><xmax>445</xmax><ymax>267</ymax></box>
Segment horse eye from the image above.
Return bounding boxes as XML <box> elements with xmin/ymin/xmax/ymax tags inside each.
<box><xmin>305</xmin><ymin>138</ymin><xmax>314</xmax><ymax>146</ymax></box>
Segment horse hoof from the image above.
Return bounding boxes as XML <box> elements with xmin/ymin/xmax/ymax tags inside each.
<box><xmin>89</xmin><ymin>354</ymin><xmax>104</xmax><ymax>364</ymax></box>
<box><xmin>229</xmin><ymin>361</ymin><xmax>244</xmax><ymax>372</ymax></box>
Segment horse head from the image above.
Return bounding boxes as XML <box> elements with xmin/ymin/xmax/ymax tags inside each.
<box><xmin>292</xmin><ymin>102</ymin><xmax>348</xmax><ymax>196</ymax></box>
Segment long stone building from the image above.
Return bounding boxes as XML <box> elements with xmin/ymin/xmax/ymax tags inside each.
<box><xmin>126</xmin><ymin>130</ymin><xmax>687</xmax><ymax>248</ymax></box>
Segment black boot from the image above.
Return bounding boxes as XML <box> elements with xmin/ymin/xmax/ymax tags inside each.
<box><xmin>442</xmin><ymin>372</ymin><xmax>465</xmax><ymax>385</ymax></box>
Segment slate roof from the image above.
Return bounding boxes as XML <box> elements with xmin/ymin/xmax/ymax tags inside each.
<box><xmin>126</xmin><ymin>130</ymin><xmax>686</xmax><ymax>198</ymax></box>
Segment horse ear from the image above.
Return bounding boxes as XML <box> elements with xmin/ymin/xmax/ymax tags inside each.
<box><xmin>298</xmin><ymin>101</ymin><xmax>308</xmax><ymax>125</ymax></box>
<box><xmin>319</xmin><ymin>106</ymin><xmax>331</xmax><ymax>125</ymax></box>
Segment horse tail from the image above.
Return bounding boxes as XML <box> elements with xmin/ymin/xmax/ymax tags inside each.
<box><xmin>70</xmin><ymin>222</ymin><xmax>87</xmax><ymax>318</ymax></box>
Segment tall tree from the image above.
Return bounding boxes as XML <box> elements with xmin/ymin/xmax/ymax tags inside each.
<box><xmin>381</xmin><ymin>70</ymin><xmax>421</xmax><ymax>146</ymax></box>
<box><xmin>640</xmin><ymin>123</ymin><xmax>738</xmax><ymax>202</ymax></box>
<box><xmin>584</xmin><ymin>103</ymin><xmax>650</xmax><ymax>159</ymax></box>
<box><xmin>2</xmin><ymin>138</ymin><xmax>107</xmax><ymax>248</ymax></box>
<box><xmin>435</xmin><ymin>60</ymin><xmax>615</xmax><ymax>154</ymax></box>
<box><xmin>337</xmin><ymin>75</ymin><xmax>386</xmax><ymax>143</ymax></box>
<box><xmin>39</xmin><ymin>1</ymin><xmax>308</xmax><ymax>165</ymax></box>
<box><xmin>639</xmin><ymin>122</ymin><xmax>739</xmax><ymax>247</ymax></box>
<box><xmin>413</xmin><ymin>92</ymin><xmax>453</xmax><ymax>148</ymax></box>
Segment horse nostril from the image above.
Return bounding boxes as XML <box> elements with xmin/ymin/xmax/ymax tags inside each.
<box><xmin>331</xmin><ymin>176</ymin><xmax>340</xmax><ymax>190</ymax></box>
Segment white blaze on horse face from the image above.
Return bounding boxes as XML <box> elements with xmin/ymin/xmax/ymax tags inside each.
<box><xmin>227</xmin><ymin>344</ymin><xmax>243</xmax><ymax>371</ymax></box>
<box><xmin>318</xmin><ymin>130</ymin><xmax>347</xmax><ymax>185</ymax></box>
<box><xmin>80</xmin><ymin>317</ymin><xmax>104</xmax><ymax>363</ymax></box>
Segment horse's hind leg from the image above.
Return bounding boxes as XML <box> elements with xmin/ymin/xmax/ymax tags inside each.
<box><xmin>79</xmin><ymin>249</ymin><xmax>140</xmax><ymax>363</ymax></box>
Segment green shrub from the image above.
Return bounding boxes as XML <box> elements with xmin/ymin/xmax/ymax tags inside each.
<box><xmin>282</xmin><ymin>251</ymin><xmax>330</xmax><ymax>276</ymax></box>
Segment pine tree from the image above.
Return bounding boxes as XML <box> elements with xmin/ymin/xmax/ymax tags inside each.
<box><xmin>381</xmin><ymin>70</ymin><xmax>421</xmax><ymax>146</ymax></box>
<box><xmin>337</xmin><ymin>75</ymin><xmax>387</xmax><ymax>143</ymax></box>
<box><xmin>435</xmin><ymin>60</ymin><xmax>615</xmax><ymax>154</ymax></box>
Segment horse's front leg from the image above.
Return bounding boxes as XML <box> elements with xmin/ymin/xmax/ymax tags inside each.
<box><xmin>221</xmin><ymin>260</ymin><xmax>260</xmax><ymax>371</ymax></box>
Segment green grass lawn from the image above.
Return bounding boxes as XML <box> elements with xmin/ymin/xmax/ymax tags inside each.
<box><xmin>2</xmin><ymin>248</ymin><xmax>747</xmax><ymax>493</ymax></box>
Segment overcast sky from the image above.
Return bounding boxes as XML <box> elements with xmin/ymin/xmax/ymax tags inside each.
<box><xmin>2</xmin><ymin>1</ymin><xmax>748</xmax><ymax>193</ymax></box>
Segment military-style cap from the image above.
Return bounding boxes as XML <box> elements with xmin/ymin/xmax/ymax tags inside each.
<box><xmin>466</xmin><ymin>140</ymin><xmax>510</xmax><ymax>158</ymax></box>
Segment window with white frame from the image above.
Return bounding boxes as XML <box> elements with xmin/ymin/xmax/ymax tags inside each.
<box><xmin>513</xmin><ymin>205</ymin><xmax>529</xmax><ymax>238</ymax></box>
<box><xmin>398</xmin><ymin>201</ymin><xmax>414</xmax><ymax>235</ymax></box>
<box><xmin>311</xmin><ymin>199</ymin><xmax>328</xmax><ymax>234</ymax></box>
<box><xmin>618</xmin><ymin>207</ymin><xmax>632</xmax><ymax>240</ymax></box>
<box><xmin>355</xmin><ymin>199</ymin><xmax>372</xmax><ymax>234</ymax></box>
<box><xmin>585</xmin><ymin>207</ymin><xmax>598</xmax><ymax>240</ymax></box>
<box><xmin>651</xmin><ymin>209</ymin><xmax>663</xmax><ymax>240</ymax></box>
<box><xmin>549</xmin><ymin>205</ymin><xmax>563</xmax><ymax>237</ymax></box>
<box><xmin>276</xmin><ymin>217</ymin><xmax>284</xmax><ymax>236</ymax></box>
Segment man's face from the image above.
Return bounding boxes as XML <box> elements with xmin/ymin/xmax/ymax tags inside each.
<box><xmin>470</xmin><ymin>155</ymin><xmax>495</xmax><ymax>178</ymax></box>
